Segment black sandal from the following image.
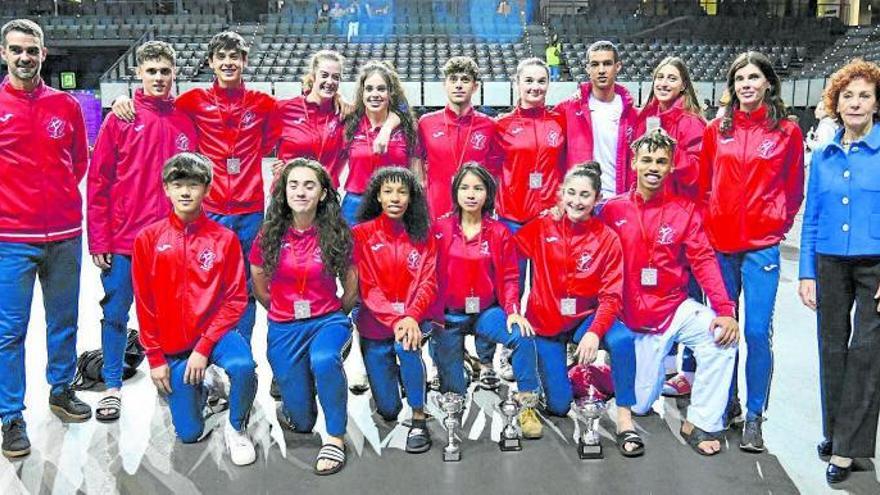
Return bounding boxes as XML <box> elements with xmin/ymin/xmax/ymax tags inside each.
<box><xmin>314</xmin><ymin>443</ymin><xmax>346</xmax><ymax>476</ymax></box>
<box><xmin>616</xmin><ymin>430</ymin><xmax>645</xmax><ymax>457</ymax></box>
<box><xmin>405</xmin><ymin>421</ymin><xmax>432</xmax><ymax>454</ymax></box>
<box><xmin>96</xmin><ymin>394</ymin><xmax>121</xmax><ymax>422</ymax></box>
<box><xmin>681</xmin><ymin>425</ymin><xmax>721</xmax><ymax>456</ymax></box>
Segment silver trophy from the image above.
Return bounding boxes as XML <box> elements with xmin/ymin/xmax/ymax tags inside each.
<box><xmin>434</xmin><ymin>392</ymin><xmax>465</xmax><ymax>462</ymax></box>
<box><xmin>497</xmin><ymin>390</ymin><xmax>522</xmax><ymax>452</ymax></box>
<box><xmin>572</xmin><ymin>385</ymin><xmax>607</xmax><ymax>459</ymax></box>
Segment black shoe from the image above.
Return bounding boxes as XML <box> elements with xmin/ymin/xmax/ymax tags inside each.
<box><xmin>270</xmin><ymin>378</ymin><xmax>282</xmax><ymax>400</ymax></box>
<box><xmin>2</xmin><ymin>418</ymin><xmax>31</xmax><ymax>458</ymax></box>
<box><xmin>49</xmin><ymin>388</ymin><xmax>92</xmax><ymax>422</ymax></box>
<box><xmin>739</xmin><ymin>418</ymin><xmax>765</xmax><ymax>453</ymax></box>
<box><xmin>817</xmin><ymin>439</ymin><xmax>832</xmax><ymax>459</ymax></box>
<box><xmin>405</xmin><ymin>419</ymin><xmax>431</xmax><ymax>454</ymax></box>
<box><xmin>724</xmin><ymin>399</ymin><xmax>744</xmax><ymax>429</ymax></box>
<box><xmin>826</xmin><ymin>462</ymin><xmax>852</xmax><ymax>484</ymax></box>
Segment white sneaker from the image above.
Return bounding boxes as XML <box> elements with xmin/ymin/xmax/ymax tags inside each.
<box><xmin>224</xmin><ymin>420</ymin><xmax>256</xmax><ymax>466</ymax></box>
<box><xmin>498</xmin><ymin>348</ymin><xmax>515</xmax><ymax>382</ymax></box>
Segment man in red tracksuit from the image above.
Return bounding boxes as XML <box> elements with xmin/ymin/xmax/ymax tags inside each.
<box><xmin>87</xmin><ymin>40</ymin><xmax>198</xmax><ymax>422</ymax></box>
<box><xmin>555</xmin><ymin>40</ymin><xmax>638</xmax><ymax>197</ymax></box>
<box><xmin>114</xmin><ymin>31</ymin><xmax>279</xmax><ymax>344</ymax></box>
<box><xmin>600</xmin><ymin>129</ymin><xmax>739</xmax><ymax>456</ymax></box>
<box><xmin>414</xmin><ymin>56</ymin><xmax>498</xmax><ymax>219</ymax></box>
<box><xmin>0</xmin><ymin>19</ymin><xmax>91</xmax><ymax>458</ymax></box>
<box><xmin>132</xmin><ymin>152</ymin><xmax>258</xmax><ymax>466</ymax></box>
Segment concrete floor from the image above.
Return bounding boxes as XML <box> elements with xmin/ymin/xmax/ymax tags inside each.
<box><xmin>2</xmin><ymin>168</ymin><xmax>879</xmax><ymax>495</ymax></box>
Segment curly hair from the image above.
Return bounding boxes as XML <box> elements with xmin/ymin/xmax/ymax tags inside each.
<box><xmin>301</xmin><ymin>49</ymin><xmax>345</xmax><ymax>94</ymax></box>
<box><xmin>822</xmin><ymin>58</ymin><xmax>880</xmax><ymax>124</ymax></box>
<box><xmin>357</xmin><ymin>166</ymin><xmax>430</xmax><ymax>242</ymax></box>
<box><xmin>136</xmin><ymin>40</ymin><xmax>176</xmax><ymax>66</ymax></box>
<box><xmin>451</xmin><ymin>162</ymin><xmax>496</xmax><ymax>217</ymax></box>
<box><xmin>259</xmin><ymin>158</ymin><xmax>353</xmax><ymax>280</ymax></box>
<box><xmin>443</xmin><ymin>56</ymin><xmax>481</xmax><ymax>82</ymax></box>
<box><xmin>344</xmin><ymin>61</ymin><xmax>418</xmax><ymax>155</ymax></box>
<box><xmin>645</xmin><ymin>57</ymin><xmax>704</xmax><ymax>119</ymax></box>
<box><xmin>720</xmin><ymin>51</ymin><xmax>788</xmax><ymax>135</ymax></box>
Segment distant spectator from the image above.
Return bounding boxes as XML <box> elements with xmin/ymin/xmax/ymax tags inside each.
<box><xmin>317</xmin><ymin>2</ymin><xmax>331</xmax><ymax>24</ymax></box>
<box><xmin>806</xmin><ymin>101</ymin><xmax>840</xmax><ymax>151</ymax></box>
<box><xmin>330</xmin><ymin>2</ymin><xmax>346</xmax><ymax>18</ymax></box>
<box><xmin>546</xmin><ymin>35</ymin><xmax>561</xmax><ymax>81</ymax></box>
<box><xmin>347</xmin><ymin>0</ymin><xmax>361</xmax><ymax>41</ymax></box>
<box><xmin>497</xmin><ymin>0</ymin><xmax>512</xmax><ymax>17</ymax></box>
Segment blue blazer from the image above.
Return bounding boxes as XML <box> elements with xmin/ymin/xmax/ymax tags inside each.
<box><xmin>799</xmin><ymin>124</ymin><xmax>880</xmax><ymax>279</ymax></box>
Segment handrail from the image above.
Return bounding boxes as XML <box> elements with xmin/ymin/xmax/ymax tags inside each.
<box><xmin>100</xmin><ymin>26</ymin><xmax>155</xmax><ymax>82</ymax></box>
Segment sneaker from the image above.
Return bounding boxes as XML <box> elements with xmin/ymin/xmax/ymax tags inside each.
<box><xmin>49</xmin><ymin>388</ymin><xmax>92</xmax><ymax>422</ymax></box>
<box><xmin>428</xmin><ymin>372</ymin><xmax>441</xmax><ymax>392</ymax></box>
<box><xmin>479</xmin><ymin>367</ymin><xmax>500</xmax><ymax>390</ymax></box>
<box><xmin>518</xmin><ymin>393</ymin><xmax>543</xmax><ymax>439</ymax></box>
<box><xmin>2</xmin><ymin>418</ymin><xmax>30</xmax><ymax>458</ymax></box>
<box><xmin>348</xmin><ymin>373</ymin><xmax>370</xmax><ymax>395</ymax></box>
<box><xmin>405</xmin><ymin>419</ymin><xmax>431</xmax><ymax>453</ymax></box>
<box><xmin>662</xmin><ymin>373</ymin><xmax>692</xmax><ymax>397</ymax></box>
<box><xmin>498</xmin><ymin>349</ymin><xmax>514</xmax><ymax>382</ymax></box>
<box><xmin>276</xmin><ymin>404</ymin><xmax>296</xmax><ymax>431</ymax></box>
<box><xmin>269</xmin><ymin>377</ymin><xmax>282</xmax><ymax>400</ymax></box>
<box><xmin>724</xmin><ymin>399</ymin><xmax>744</xmax><ymax>429</ymax></box>
<box><xmin>739</xmin><ymin>418</ymin><xmax>766</xmax><ymax>453</ymax></box>
<box><xmin>224</xmin><ymin>420</ymin><xmax>257</xmax><ymax>466</ymax></box>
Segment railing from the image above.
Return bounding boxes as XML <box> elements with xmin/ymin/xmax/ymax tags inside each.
<box><xmin>100</xmin><ymin>27</ymin><xmax>155</xmax><ymax>82</ymax></box>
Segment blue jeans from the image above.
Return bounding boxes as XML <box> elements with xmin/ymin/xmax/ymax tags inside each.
<box><xmin>549</xmin><ymin>65</ymin><xmax>560</xmax><ymax>81</ymax></box>
<box><xmin>360</xmin><ymin>323</ymin><xmax>433</xmax><ymax>420</ymax></box>
<box><xmin>432</xmin><ymin>306</ymin><xmax>540</xmax><ymax>395</ymax></box>
<box><xmin>535</xmin><ymin>315</ymin><xmax>637</xmax><ymax>416</ymax></box>
<box><xmin>0</xmin><ymin>237</ymin><xmax>82</xmax><ymax>423</ymax></box>
<box><xmin>340</xmin><ymin>192</ymin><xmax>364</xmax><ymax>227</ymax></box>
<box><xmin>207</xmin><ymin>212</ymin><xmax>263</xmax><ymax>345</ymax></box>
<box><xmin>716</xmin><ymin>244</ymin><xmax>780</xmax><ymax>420</ymax></box>
<box><xmin>166</xmin><ymin>331</ymin><xmax>256</xmax><ymax>443</ymax></box>
<box><xmin>100</xmin><ymin>254</ymin><xmax>134</xmax><ymax>389</ymax></box>
<box><xmin>267</xmin><ymin>312</ymin><xmax>351</xmax><ymax>437</ymax></box>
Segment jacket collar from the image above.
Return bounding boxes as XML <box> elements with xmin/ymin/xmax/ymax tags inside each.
<box><xmin>168</xmin><ymin>210</ymin><xmax>209</xmax><ymax>232</ymax></box>
<box><xmin>288</xmin><ymin>224</ymin><xmax>318</xmax><ymax>239</ymax></box>
<box><xmin>301</xmin><ymin>92</ymin><xmax>335</xmax><ymax>114</ymax></box>
<box><xmin>134</xmin><ymin>88</ymin><xmax>175</xmax><ymax>113</ymax></box>
<box><xmin>211</xmin><ymin>79</ymin><xmax>246</xmax><ymax>103</ymax></box>
<box><xmin>733</xmin><ymin>104</ymin><xmax>769</xmax><ymax>127</ymax></box>
<box><xmin>560</xmin><ymin>214</ymin><xmax>599</xmax><ymax>235</ymax></box>
<box><xmin>377</xmin><ymin>212</ymin><xmax>407</xmax><ymax>236</ymax></box>
<box><xmin>1</xmin><ymin>76</ymin><xmax>48</xmax><ymax>100</ymax></box>
<box><xmin>516</xmin><ymin>105</ymin><xmax>546</xmax><ymax>118</ymax></box>
<box><xmin>629</xmin><ymin>187</ymin><xmax>667</xmax><ymax>207</ymax></box>
<box><xmin>444</xmin><ymin>105</ymin><xmax>475</xmax><ymax>121</ymax></box>
<box><xmin>579</xmin><ymin>81</ymin><xmax>634</xmax><ymax>109</ymax></box>
<box><xmin>827</xmin><ymin>122</ymin><xmax>880</xmax><ymax>151</ymax></box>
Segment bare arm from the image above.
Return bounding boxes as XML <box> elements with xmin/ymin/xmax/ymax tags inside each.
<box><xmin>250</xmin><ymin>264</ymin><xmax>271</xmax><ymax>310</ymax></box>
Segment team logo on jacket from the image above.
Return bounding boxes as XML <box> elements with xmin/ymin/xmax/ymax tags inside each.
<box><xmin>471</xmin><ymin>132</ymin><xmax>487</xmax><ymax>150</ymax></box>
<box><xmin>370</xmin><ymin>242</ymin><xmax>384</xmax><ymax>251</ymax></box>
<box><xmin>510</xmin><ymin>126</ymin><xmax>524</xmax><ymax>135</ymax></box>
<box><xmin>432</xmin><ymin>130</ymin><xmax>445</xmax><ymax>138</ymax></box>
<box><xmin>326</xmin><ymin>119</ymin><xmax>338</xmax><ymax>132</ymax></box>
<box><xmin>657</xmin><ymin>224</ymin><xmax>675</xmax><ymax>245</ymax></box>
<box><xmin>197</xmin><ymin>248</ymin><xmax>216</xmax><ymax>271</ymax></box>
<box><xmin>241</xmin><ymin>110</ymin><xmax>257</xmax><ymax>128</ymax></box>
<box><xmin>312</xmin><ymin>247</ymin><xmax>323</xmax><ymax>263</ymax></box>
<box><xmin>47</xmin><ymin>117</ymin><xmax>66</xmax><ymax>139</ymax></box>
<box><xmin>406</xmin><ymin>249</ymin><xmax>421</xmax><ymax>270</ymax></box>
<box><xmin>480</xmin><ymin>240</ymin><xmax>490</xmax><ymax>256</ymax></box>
<box><xmin>576</xmin><ymin>252</ymin><xmax>593</xmax><ymax>272</ymax></box>
<box><xmin>176</xmin><ymin>133</ymin><xmax>191</xmax><ymax>151</ymax></box>
<box><xmin>625</xmin><ymin>126</ymin><xmax>635</xmax><ymax>142</ymax></box>
<box><xmin>293</xmin><ymin>116</ymin><xmax>306</xmax><ymax>125</ymax></box>
<box><xmin>156</xmin><ymin>243</ymin><xmax>172</xmax><ymax>252</ymax></box>
<box><xmin>547</xmin><ymin>130</ymin><xmax>562</xmax><ymax>147</ymax></box>
<box><xmin>545</xmin><ymin>236</ymin><xmax>559</xmax><ymax>243</ymax></box>
<box><xmin>757</xmin><ymin>139</ymin><xmax>776</xmax><ymax>159</ymax></box>
<box><xmin>134</xmin><ymin>124</ymin><xmax>145</xmax><ymax>132</ymax></box>
<box><xmin>0</xmin><ymin>113</ymin><xmax>13</xmax><ymax>123</ymax></box>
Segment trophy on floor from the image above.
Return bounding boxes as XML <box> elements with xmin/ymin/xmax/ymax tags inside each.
<box><xmin>435</xmin><ymin>392</ymin><xmax>465</xmax><ymax>462</ymax></box>
<box><xmin>497</xmin><ymin>390</ymin><xmax>522</xmax><ymax>452</ymax></box>
<box><xmin>572</xmin><ymin>385</ymin><xmax>607</xmax><ymax>459</ymax></box>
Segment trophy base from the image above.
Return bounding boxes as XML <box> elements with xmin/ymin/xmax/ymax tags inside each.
<box><xmin>578</xmin><ymin>439</ymin><xmax>603</xmax><ymax>459</ymax></box>
<box><xmin>499</xmin><ymin>437</ymin><xmax>522</xmax><ymax>452</ymax></box>
<box><xmin>443</xmin><ymin>450</ymin><xmax>461</xmax><ymax>462</ymax></box>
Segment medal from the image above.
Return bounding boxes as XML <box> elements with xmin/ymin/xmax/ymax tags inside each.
<box><xmin>391</xmin><ymin>301</ymin><xmax>405</xmax><ymax>315</ymax></box>
<box><xmin>227</xmin><ymin>157</ymin><xmax>241</xmax><ymax>174</ymax></box>
<box><xmin>465</xmin><ymin>296</ymin><xmax>480</xmax><ymax>314</ymax></box>
<box><xmin>560</xmin><ymin>297</ymin><xmax>576</xmax><ymax>316</ymax></box>
<box><xmin>641</xmin><ymin>267</ymin><xmax>658</xmax><ymax>287</ymax></box>
<box><xmin>294</xmin><ymin>300</ymin><xmax>312</xmax><ymax>319</ymax></box>
<box><xmin>529</xmin><ymin>172</ymin><xmax>543</xmax><ymax>189</ymax></box>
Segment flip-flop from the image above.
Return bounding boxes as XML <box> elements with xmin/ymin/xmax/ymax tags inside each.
<box><xmin>616</xmin><ymin>430</ymin><xmax>645</xmax><ymax>457</ymax></box>
<box><xmin>680</xmin><ymin>425</ymin><xmax>721</xmax><ymax>456</ymax></box>
<box><xmin>96</xmin><ymin>394</ymin><xmax>121</xmax><ymax>422</ymax></box>
<box><xmin>314</xmin><ymin>443</ymin><xmax>346</xmax><ymax>476</ymax></box>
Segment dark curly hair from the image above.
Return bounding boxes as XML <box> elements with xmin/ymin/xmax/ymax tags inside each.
<box><xmin>259</xmin><ymin>158</ymin><xmax>352</xmax><ymax>280</ymax></box>
<box><xmin>720</xmin><ymin>51</ymin><xmax>788</xmax><ymax>135</ymax></box>
<box><xmin>357</xmin><ymin>166</ymin><xmax>430</xmax><ymax>242</ymax></box>
<box><xmin>451</xmin><ymin>162</ymin><xmax>496</xmax><ymax>217</ymax></box>
<box><xmin>344</xmin><ymin>60</ymin><xmax>418</xmax><ymax>155</ymax></box>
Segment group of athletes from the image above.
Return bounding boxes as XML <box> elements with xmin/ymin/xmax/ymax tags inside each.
<box><xmin>1</xmin><ymin>14</ymin><xmax>878</xmax><ymax>483</ymax></box>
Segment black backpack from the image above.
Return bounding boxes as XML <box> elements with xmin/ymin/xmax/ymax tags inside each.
<box><xmin>71</xmin><ymin>329</ymin><xmax>146</xmax><ymax>391</ymax></box>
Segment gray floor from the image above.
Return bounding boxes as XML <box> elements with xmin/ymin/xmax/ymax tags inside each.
<box><xmin>2</xmin><ymin>169</ymin><xmax>880</xmax><ymax>494</ymax></box>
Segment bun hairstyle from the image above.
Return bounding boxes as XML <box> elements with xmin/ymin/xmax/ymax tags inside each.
<box><xmin>563</xmin><ymin>161</ymin><xmax>602</xmax><ymax>196</ymax></box>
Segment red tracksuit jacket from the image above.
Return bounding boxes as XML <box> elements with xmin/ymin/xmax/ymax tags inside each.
<box><xmin>344</xmin><ymin>115</ymin><xmax>411</xmax><ymax>194</ymax></box>
<box><xmin>495</xmin><ymin>106</ymin><xmax>566</xmax><ymax>224</ymax></box>
<box><xmin>272</xmin><ymin>94</ymin><xmax>346</xmax><ymax>187</ymax></box>
<box><xmin>514</xmin><ymin>214</ymin><xmax>623</xmax><ymax>338</ymax></box>
<box><xmin>417</xmin><ymin>107</ymin><xmax>498</xmax><ymax>218</ymax></box>
<box><xmin>352</xmin><ymin>214</ymin><xmax>437</xmax><ymax>340</ymax></box>
<box><xmin>132</xmin><ymin>212</ymin><xmax>247</xmax><ymax>368</ymax></box>
<box><xmin>600</xmin><ymin>190</ymin><xmax>736</xmax><ymax>333</ymax></box>
<box><xmin>175</xmin><ymin>81</ymin><xmax>278</xmax><ymax>215</ymax></box>
<box><xmin>431</xmin><ymin>213</ymin><xmax>520</xmax><ymax>316</ymax></box>
<box><xmin>0</xmin><ymin>78</ymin><xmax>88</xmax><ymax>243</ymax></box>
<box><xmin>88</xmin><ymin>89</ymin><xmax>198</xmax><ymax>255</ymax></box>
<box><xmin>699</xmin><ymin>105</ymin><xmax>805</xmax><ymax>253</ymax></box>
<box><xmin>555</xmin><ymin>82</ymin><xmax>638</xmax><ymax>194</ymax></box>
<box><xmin>633</xmin><ymin>98</ymin><xmax>706</xmax><ymax>200</ymax></box>
<box><xmin>249</xmin><ymin>227</ymin><xmax>342</xmax><ymax>322</ymax></box>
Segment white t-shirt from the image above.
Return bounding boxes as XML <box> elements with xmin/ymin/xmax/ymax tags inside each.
<box><xmin>589</xmin><ymin>94</ymin><xmax>623</xmax><ymax>196</ymax></box>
